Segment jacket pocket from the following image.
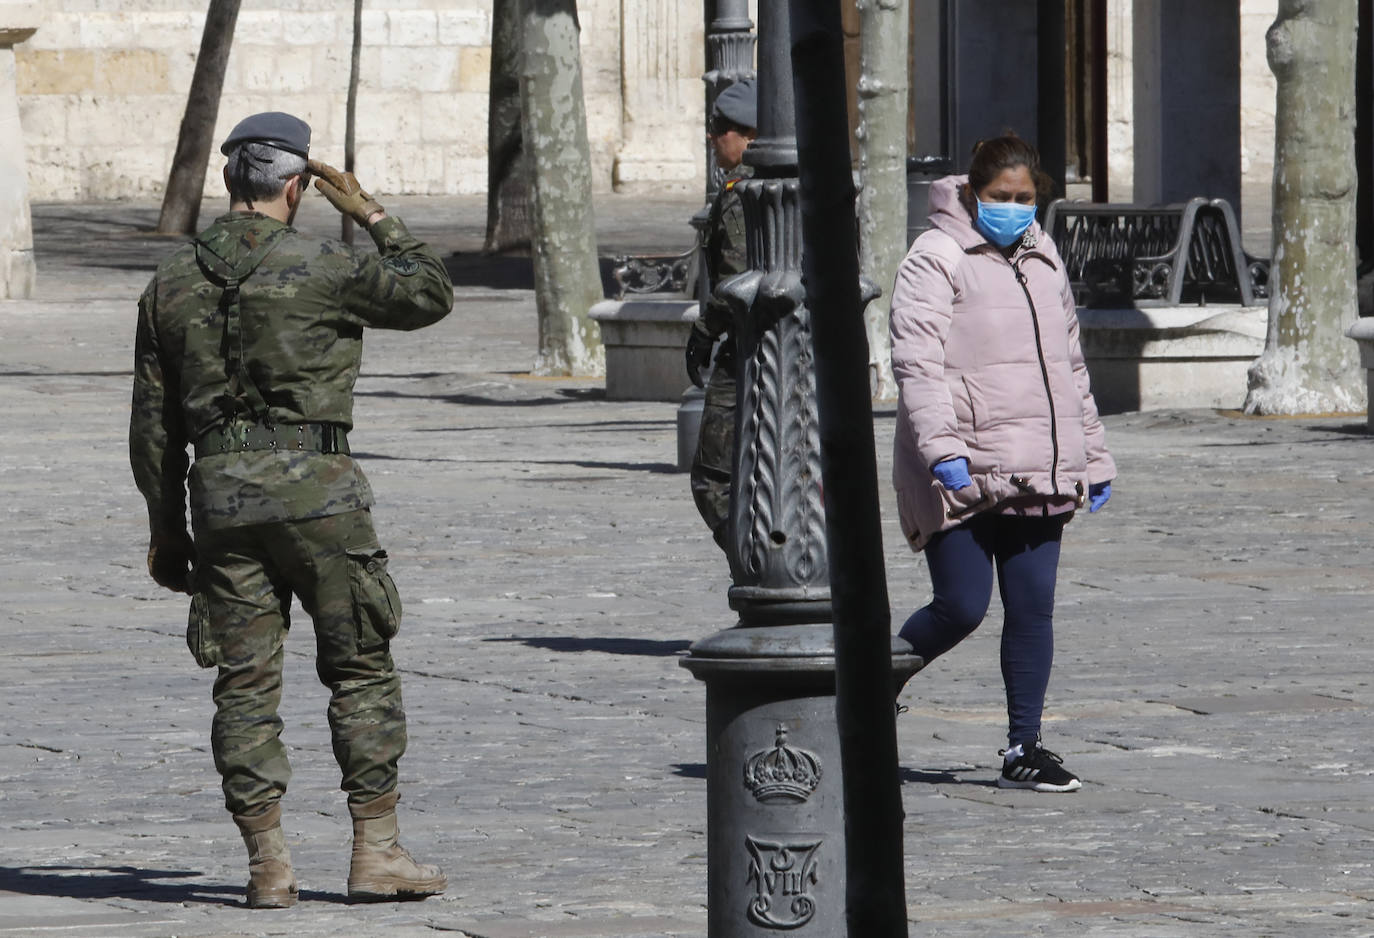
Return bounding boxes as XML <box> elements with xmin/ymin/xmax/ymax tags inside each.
<box><xmin>940</xmin><ymin>483</ymin><xmax>990</xmax><ymax>521</ymax></box>
<box><xmin>347</xmin><ymin>547</ymin><xmax>402</xmax><ymax>652</ymax></box>
<box><xmin>186</xmin><ymin>592</ymin><xmax>219</xmax><ymax>669</ymax></box>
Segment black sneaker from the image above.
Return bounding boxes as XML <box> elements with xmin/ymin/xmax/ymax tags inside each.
<box><xmin>998</xmin><ymin>744</ymin><xmax>1082</xmax><ymax>792</ymax></box>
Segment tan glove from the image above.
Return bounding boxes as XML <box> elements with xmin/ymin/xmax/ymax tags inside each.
<box><xmin>148</xmin><ymin>528</ymin><xmax>196</xmax><ymax>595</ymax></box>
<box><xmin>308</xmin><ymin>159</ymin><xmax>385</xmax><ymax>228</ymax></box>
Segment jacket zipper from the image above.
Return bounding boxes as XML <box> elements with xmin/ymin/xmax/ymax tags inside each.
<box><xmin>1011</xmin><ymin>259</ymin><xmax>1060</xmax><ymax>496</ymax></box>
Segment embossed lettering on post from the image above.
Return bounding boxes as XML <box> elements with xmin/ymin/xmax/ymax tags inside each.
<box><xmin>744</xmin><ymin>835</ymin><xmax>822</xmax><ymax>929</ymax></box>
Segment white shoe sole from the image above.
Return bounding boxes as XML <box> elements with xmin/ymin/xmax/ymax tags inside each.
<box><xmin>998</xmin><ymin>775</ymin><xmax>1082</xmax><ymax>793</ymax></box>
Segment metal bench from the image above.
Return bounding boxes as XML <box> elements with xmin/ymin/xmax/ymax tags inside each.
<box><xmin>1044</xmin><ymin>198</ymin><xmax>1270</xmax><ymax>308</ymax></box>
<box><xmin>607</xmin><ymin>248</ymin><xmax>698</xmax><ymax>299</ymax></box>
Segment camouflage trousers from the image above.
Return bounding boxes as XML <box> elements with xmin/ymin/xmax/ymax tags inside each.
<box><xmin>690</xmin><ymin>338</ymin><xmax>736</xmax><ymax>552</ymax></box>
<box><xmin>187</xmin><ymin>508</ymin><xmax>407</xmax><ymax>816</ymax></box>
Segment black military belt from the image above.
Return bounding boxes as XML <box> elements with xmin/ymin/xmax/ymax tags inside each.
<box><xmin>194</xmin><ymin>422</ymin><xmax>349</xmax><ymax>459</ymax></box>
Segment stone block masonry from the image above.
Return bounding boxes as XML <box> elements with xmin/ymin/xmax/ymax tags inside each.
<box><xmin>15</xmin><ymin>0</ymin><xmax>707</xmax><ymax>201</ymax></box>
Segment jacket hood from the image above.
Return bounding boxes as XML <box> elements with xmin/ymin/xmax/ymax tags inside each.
<box><xmin>926</xmin><ymin>174</ymin><xmax>1044</xmax><ymax>253</ymax></box>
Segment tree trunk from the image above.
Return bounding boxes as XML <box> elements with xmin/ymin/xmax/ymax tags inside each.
<box><xmin>519</xmin><ymin>0</ymin><xmax>604</xmax><ymax>377</ymax></box>
<box><xmin>855</xmin><ymin>0</ymin><xmax>908</xmax><ymax>402</ymax></box>
<box><xmin>1244</xmin><ymin>0</ymin><xmax>1363</xmax><ymax>415</ymax></box>
<box><xmin>341</xmin><ymin>0</ymin><xmax>363</xmax><ymax>245</ymax></box>
<box><xmin>156</xmin><ymin>0</ymin><xmax>242</xmax><ymax>235</ymax></box>
<box><xmin>486</xmin><ymin>0</ymin><xmax>533</xmax><ymax>253</ymax></box>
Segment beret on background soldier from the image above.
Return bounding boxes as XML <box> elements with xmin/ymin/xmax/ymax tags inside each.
<box><xmin>711</xmin><ymin>77</ymin><xmax>757</xmax><ymax>131</ymax></box>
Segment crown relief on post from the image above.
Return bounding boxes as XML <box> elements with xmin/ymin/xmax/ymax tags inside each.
<box><xmin>742</xmin><ymin>725</ymin><xmax>822</xmax><ymax>804</ymax></box>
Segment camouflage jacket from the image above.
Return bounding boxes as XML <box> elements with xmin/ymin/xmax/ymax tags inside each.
<box><xmin>696</xmin><ymin>165</ymin><xmax>752</xmax><ymax>341</ymax></box>
<box><xmin>130</xmin><ymin>211</ymin><xmax>453</xmax><ymax>534</ymax></box>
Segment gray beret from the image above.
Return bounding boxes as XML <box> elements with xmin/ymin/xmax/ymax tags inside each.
<box><xmin>711</xmin><ymin>78</ymin><xmax>757</xmax><ymax>131</ymax></box>
<box><xmin>220</xmin><ymin>112</ymin><xmax>311</xmax><ymax>157</ymax></box>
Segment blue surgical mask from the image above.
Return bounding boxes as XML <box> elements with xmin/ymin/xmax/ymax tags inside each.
<box><xmin>974</xmin><ymin>201</ymin><xmax>1037</xmax><ymax>248</ymax></box>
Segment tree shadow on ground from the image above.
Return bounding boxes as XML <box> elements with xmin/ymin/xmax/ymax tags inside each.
<box><xmin>443</xmin><ymin>252</ymin><xmax>623</xmax><ymax>297</ymax></box>
<box><xmin>485</xmin><ymin>636</ymin><xmax>692</xmax><ymax>656</ymax></box>
<box><xmin>0</xmin><ymin>864</ymin><xmax>239</xmax><ymax>906</ymax></box>
<box><xmin>416</xmin><ymin>417</ymin><xmax>675</xmax><ymax>433</ymax></box>
<box><xmin>899</xmin><ymin>767</ymin><xmax>995</xmax><ymax>787</ymax></box>
<box><xmin>354</xmin><ymin>387</ymin><xmax>606</xmax><ymax>406</ymax></box>
<box><xmin>1305</xmin><ymin>423</ymin><xmax>1371</xmax><ymax>437</ymax></box>
<box><xmin>351</xmin><ymin>453</ymin><xmax>679</xmax><ymax>474</ymax></box>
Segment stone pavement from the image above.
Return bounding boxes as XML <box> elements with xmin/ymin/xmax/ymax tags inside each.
<box><xmin>2</xmin><ymin>192</ymin><xmax>1373</xmax><ymax>938</ymax></box>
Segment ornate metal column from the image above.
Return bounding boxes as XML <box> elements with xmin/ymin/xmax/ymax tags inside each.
<box><xmin>703</xmin><ymin>0</ymin><xmax>757</xmax><ymax>199</ymax></box>
<box><xmin>681</xmin><ymin>1</ymin><xmax>920</xmax><ymax>934</ymax></box>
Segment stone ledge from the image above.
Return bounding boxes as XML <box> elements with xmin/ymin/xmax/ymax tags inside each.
<box><xmin>1078</xmin><ymin>304</ymin><xmax>1266</xmax><ymax>413</ymax></box>
<box><xmin>591</xmin><ymin>296</ymin><xmax>699</xmax><ymax>402</ymax></box>
<box><xmin>591</xmin><ymin>298</ymin><xmax>1269</xmax><ymax>412</ymax></box>
<box><xmin>1344</xmin><ymin>317</ymin><xmax>1374</xmax><ymax>429</ymax></box>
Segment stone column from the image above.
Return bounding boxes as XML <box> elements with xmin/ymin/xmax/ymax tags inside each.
<box><xmin>1357</xmin><ymin>0</ymin><xmax>1372</xmax><ymax>273</ymax></box>
<box><xmin>1132</xmin><ymin>0</ymin><xmax>1242</xmax><ymax>213</ymax></box>
<box><xmin>1037</xmin><ymin>0</ymin><xmax>1067</xmax><ymax>198</ymax></box>
<box><xmin>944</xmin><ymin>0</ymin><xmax>1039</xmax><ymax>170</ymax></box>
<box><xmin>907</xmin><ymin>0</ymin><xmax>947</xmax><ymax>159</ymax></box>
<box><xmin>613</xmin><ymin>0</ymin><xmax>702</xmax><ymax>191</ymax></box>
<box><xmin>0</xmin><ymin>7</ymin><xmax>37</xmax><ymax>300</ymax></box>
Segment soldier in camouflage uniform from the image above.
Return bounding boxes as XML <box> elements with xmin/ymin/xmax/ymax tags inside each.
<box><xmin>686</xmin><ymin>79</ymin><xmax>757</xmax><ymax>551</ymax></box>
<box><xmin>129</xmin><ymin>112</ymin><xmax>452</xmax><ymax>908</ymax></box>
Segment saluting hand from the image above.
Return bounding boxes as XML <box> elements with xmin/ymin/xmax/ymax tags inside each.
<box><xmin>308</xmin><ymin>159</ymin><xmax>386</xmax><ymax>228</ymax></box>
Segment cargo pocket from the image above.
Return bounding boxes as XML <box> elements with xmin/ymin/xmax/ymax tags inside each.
<box><xmin>347</xmin><ymin>547</ymin><xmax>402</xmax><ymax>652</ymax></box>
<box><xmin>186</xmin><ymin>592</ymin><xmax>219</xmax><ymax>669</ymax></box>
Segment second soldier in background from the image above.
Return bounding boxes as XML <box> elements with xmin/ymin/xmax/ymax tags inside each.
<box><xmin>685</xmin><ymin>78</ymin><xmax>757</xmax><ymax>552</ymax></box>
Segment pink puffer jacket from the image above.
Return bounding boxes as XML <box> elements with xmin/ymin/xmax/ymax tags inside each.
<box><xmin>890</xmin><ymin>175</ymin><xmax>1115</xmax><ymax>551</ymax></box>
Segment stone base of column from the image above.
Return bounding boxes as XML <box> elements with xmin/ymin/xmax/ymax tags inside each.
<box><xmin>1345</xmin><ymin>316</ymin><xmax>1374</xmax><ymax>430</ymax></box>
<box><xmin>589</xmin><ymin>297</ymin><xmax>699</xmax><ymax>401</ymax></box>
<box><xmin>0</xmin><ymin>20</ymin><xmax>39</xmax><ymax>301</ymax></box>
<box><xmin>0</xmin><ymin>247</ymin><xmax>35</xmax><ymax>299</ymax></box>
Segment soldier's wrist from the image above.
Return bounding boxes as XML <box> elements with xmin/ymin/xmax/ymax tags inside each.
<box><xmin>690</xmin><ymin>320</ymin><xmax>717</xmax><ymax>341</ymax></box>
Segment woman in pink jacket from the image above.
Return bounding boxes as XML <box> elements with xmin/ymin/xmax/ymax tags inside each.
<box><xmin>890</xmin><ymin>135</ymin><xmax>1115</xmax><ymax>793</ymax></box>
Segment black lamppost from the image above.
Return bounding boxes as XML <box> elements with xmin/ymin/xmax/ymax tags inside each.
<box><xmin>680</xmin><ymin>0</ymin><xmax>920</xmax><ymax>934</ymax></box>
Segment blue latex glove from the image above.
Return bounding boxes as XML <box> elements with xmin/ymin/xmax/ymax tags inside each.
<box><xmin>1088</xmin><ymin>480</ymin><xmax>1111</xmax><ymax>513</ymax></box>
<box><xmin>931</xmin><ymin>457</ymin><xmax>973</xmax><ymax>491</ymax></box>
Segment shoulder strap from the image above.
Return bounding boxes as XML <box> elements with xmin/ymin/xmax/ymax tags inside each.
<box><xmin>194</xmin><ymin>226</ymin><xmax>290</xmax><ymax>424</ymax></box>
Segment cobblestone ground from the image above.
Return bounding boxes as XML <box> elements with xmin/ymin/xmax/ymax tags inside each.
<box><xmin>1</xmin><ymin>195</ymin><xmax>1371</xmax><ymax>937</ymax></box>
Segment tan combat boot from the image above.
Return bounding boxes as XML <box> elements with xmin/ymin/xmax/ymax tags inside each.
<box><xmin>232</xmin><ymin>803</ymin><xmax>299</xmax><ymax>909</ymax></box>
<box><xmin>347</xmin><ymin>791</ymin><xmax>446</xmax><ymax>901</ymax></box>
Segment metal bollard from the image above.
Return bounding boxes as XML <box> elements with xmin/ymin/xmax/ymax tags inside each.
<box><xmin>683</xmin><ymin>626</ymin><xmax>918</xmax><ymax>937</ymax></box>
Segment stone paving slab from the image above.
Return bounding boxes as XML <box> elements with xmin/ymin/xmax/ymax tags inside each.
<box><xmin>2</xmin><ymin>195</ymin><xmax>1373</xmax><ymax>936</ymax></box>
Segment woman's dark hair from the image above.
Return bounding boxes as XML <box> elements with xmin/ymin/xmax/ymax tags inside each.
<box><xmin>967</xmin><ymin>133</ymin><xmax>1042</xmax><ymax>192</ymax></box>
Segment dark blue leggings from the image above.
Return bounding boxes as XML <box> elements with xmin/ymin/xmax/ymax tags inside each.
<box><xmin>898</xmin><ymin>513</ymin><xmax>1066</xmax><ymax>749</ymax></box>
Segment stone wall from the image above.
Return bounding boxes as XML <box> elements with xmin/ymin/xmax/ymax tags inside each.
<box><xmin>15</xmin><ymin>0</ymin><xmax>706</xmax><ymax>201</ymax></box>
<box><xmin>13</xmin><ymin>0</ymin><xmax>1279</xmax><ymax>205</ymax></box>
